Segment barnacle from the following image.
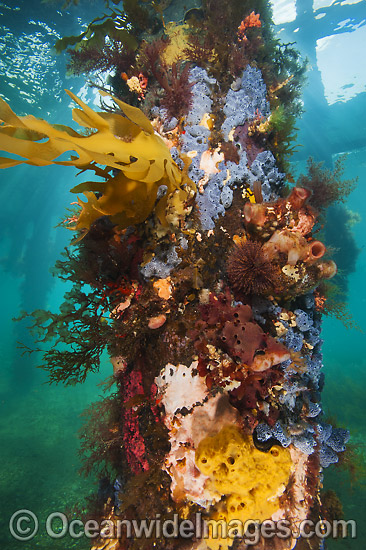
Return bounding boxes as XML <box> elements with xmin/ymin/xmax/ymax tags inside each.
<box><xmin>0</xmin><ymin>90</ymin><xmax>195</xmax><ymax>229</ymax></box>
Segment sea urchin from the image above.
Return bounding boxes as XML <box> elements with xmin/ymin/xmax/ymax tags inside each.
<box><xmin>227</xmin><ymin>240</ymin><xmax>278</xmax><ymax>296</ymax></box>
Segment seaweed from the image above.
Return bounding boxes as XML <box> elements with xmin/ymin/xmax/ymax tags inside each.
<box><xmin>72</xmin><ymin>219</ymin><xmax>143</xmax><ymax>285</ymax></box>
<box><xmin>137</xmin><ymin>402</ymin><xmax>170</xmax><ymax>466</ymax></box>
<box><xmin>15</xmin><ymin>231</ymin><xmax>135</xmax><ymax>385</ymax></box>
<box><xmin>184</xmin><ymin>0</ymin><xmax>257</xmax><ymax>87</ymax></box>
<box><xmin>260</xmin><ymin>42</ymin><xmax>307</xmax><ymax>173</ymax></box>
<box><xmin>138</xmin><ymin>36</ymin><xmax>170</xmax><ymax>78</ymax></box>
<box><xmin>115</xmin><ymin>467</ymin><xmax>177</xmax><ymax>550</ymax></box>
<box><xmin>298</xmin><ymin>156</ymin><xmax>358</xmax><ymax>212</ymax></box>
<box><xmin>334</xmin><ymin>441</ymin><xmax>366</xmax><ymax>488</ymax></box>
<box><xmin>53</xmin><ymin>0</ymin><xmax>163</xmax><ymax>85</ymax></box>
<box><xmin>67</xmin><ymin>40</ymin><xmax>136</xmax><ymax>77</ymax></box>
<box><xmin>0</xmin><ymin>90</ymin><xmax>194</xmax><ymax>231</ymax></box>
<box><xmin>54</xmin><ymin>8</ymin><xmax>138</xmax><ymax>55</ymax></box>
<box><xmin>323</xmin><ymin>204</ymin><xmax>360</xmax><ymax>300</ymax></box>
<box><xmin>160</xmin><ymin>62</ymin><xmax>192</xmax><ymax>120</ymax></box>
<box><xmin>138</xmin><ymin>38</ymin><xmax>193</xmax><ymax>120</ymax></box>
<box><xmin>122</xmin><ymin>0</ymin><xmax>150</xmax><ymax>32</ymax></box>
<box><xmin>265</xmin><ymin>104</ymin><xmax>300</xmax><ymax>169</ymax></box>
<box><xmin>79</xmin><ymin>392</ymin><xmax>124</xmax><ymax>477</ymax></box>
<box><xmin>183</xmin><ymin>33</ymin><xmax>214</xmax><ymax>69</ymax></box>
<box><xmin>315</xmin><ymin>282</ymin><xmax>362</xmax><ymax>331</ymax></box>
<box><xmin>18</xmin><ymin>283</ymin><xmax>112</xmax><ymax>385</ymax></box>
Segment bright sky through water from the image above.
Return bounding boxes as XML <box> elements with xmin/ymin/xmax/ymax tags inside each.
<box><xmin>270</xmin><ymin>0</ymin><xmax>366</xmax><ymax>104</ymax></box>
<box><xmin>270</xmin><ymin>0</ymin><xmax>297</xmax><ymax>25</ymax></box>
<box><xmin>317</xmin><ymin>25</ymin><xmax>366</xmax><ymax>103</ymax></box>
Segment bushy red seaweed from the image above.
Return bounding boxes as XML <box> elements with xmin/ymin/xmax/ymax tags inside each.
<box><xmin>139</xmin><ymin>38</ymin><xmax>192</xmax><ymax>119</ymax></box>
<box><xmin>297</xmin><ymin>156</ymin><xmax>357</xmax><ymax>212</ymax></box>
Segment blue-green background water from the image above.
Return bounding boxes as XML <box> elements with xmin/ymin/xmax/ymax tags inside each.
<box><xmin>0</xmin><ymin>1</ymin><xmax>365</xmax><ymax>548</ymax></box>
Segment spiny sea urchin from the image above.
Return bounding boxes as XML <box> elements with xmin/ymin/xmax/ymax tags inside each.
<box><xmin>227</xmin><ymin>240</ymin><xmax>278</xmax><ymax>296</ymax></box>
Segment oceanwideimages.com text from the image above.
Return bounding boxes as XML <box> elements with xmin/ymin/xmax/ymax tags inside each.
<box><xmin>9</xmin><ymin>509</ymin><xmax>357</xmax><ymax>544</ymax></box>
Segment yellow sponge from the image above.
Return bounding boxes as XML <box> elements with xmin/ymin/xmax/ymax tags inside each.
<box><xmin>195</xmin><ymin>425</ymin><xmax>293</xmax><ymax>549</ymax></box>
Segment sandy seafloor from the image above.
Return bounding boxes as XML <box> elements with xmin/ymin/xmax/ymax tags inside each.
<box><xmin>0</xmin><ymin>0</ymin><xmax>365</xmax><ymax>549</ymax></box>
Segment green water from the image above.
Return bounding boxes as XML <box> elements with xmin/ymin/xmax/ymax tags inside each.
<box><xmin>0</xmin><ymin>271</ymin><xmax>110</xmax><ymax>549</ymax></box>
<box><xmin>320</xmin><ymin>149</ymin><xmax>366</xmax><ymax>548</ymax></box>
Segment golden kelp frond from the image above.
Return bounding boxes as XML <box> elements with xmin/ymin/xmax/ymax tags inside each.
<box><xmin>75</xmin><ymin>174</ymin><xmax>164</xmax><ymax>230</ymax></box>
<box><xmin>0</xmin><ymin>90</ymin><xmax>174</xmax><ymax>178</ymax></box>
<box><xmin>0</xmin><ymin>90</ymin><xmax>195</xmax><ymax>228</ymax></box>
